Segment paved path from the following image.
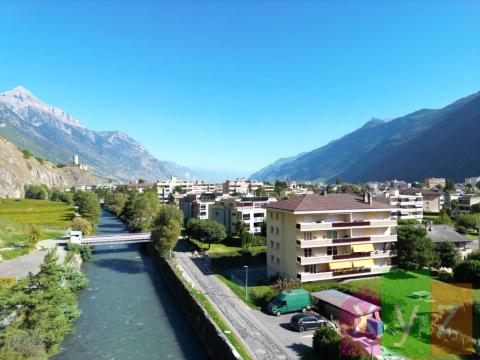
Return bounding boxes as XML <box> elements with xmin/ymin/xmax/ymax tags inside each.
<box><xmin>0</xmin><ymin>239</ymin><xmax>66</xmax><ymax>279</ymax></box>
<box><xmin>174</xmin><ymin>250</ymin><xmax>296</xmax><ymax>360</ymax></box>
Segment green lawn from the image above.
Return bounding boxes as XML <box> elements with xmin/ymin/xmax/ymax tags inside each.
<box><xmin>189</xmin><ymin>238</ymin><xmax>266</xmax><ymax>254</ymax></box>
<box><xmin>0</xmin><ymin>199</ymin><xmax>72</xmax><ymax>260</ymax></box>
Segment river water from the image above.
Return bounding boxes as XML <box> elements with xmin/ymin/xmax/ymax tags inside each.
<box><xmin>54</xmin><ymin>209</ymin><xmax>206</xmax><ymax>360</ymax></box>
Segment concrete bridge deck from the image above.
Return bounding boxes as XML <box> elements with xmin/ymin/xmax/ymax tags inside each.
<box><xmin>80</xmin><ymin>232</ymin><xmax>151</xmax><ymax>245</ymax></box>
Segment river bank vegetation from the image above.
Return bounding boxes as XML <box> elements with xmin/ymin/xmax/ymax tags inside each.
<box><xmin>0</xmin><ymin>251</ymin><xmax>88</xmax><ymax>359</ymax></box>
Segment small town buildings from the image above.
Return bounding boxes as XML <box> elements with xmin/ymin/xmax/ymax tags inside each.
<box><xmin>222</xmin><ymin>179</ymin><xmax>263</xmax><ymax>195</ymax></box>
<box><xmin>156</xmin><ymin>177</ymin><xmax>217</xmax><ymax>202</ymax></box>
<box><xmin>424</xmin><ymin>177</ymin><xmax>446</xmax><ymax>188</ymax></box>
<box><xmin>456</xmin><ymin>194</ymin><xmax>480</xmax><ymax>216</ymax></box>
<box><xmin>311</xmin><ymin>289</ymin><xmax>381</xmax><ymax>333</ymax></box>
<box><xmin>376</xmin><ymin>188</ymin><xmax>423</xmax><ymax>221</ymax></box>
<box><xmin>179</xmin><ymin>192</ymin><xmax>219</xmax><ymax>221</ymax></box>
<box><xmin>266</xmin><ymin>193</ymin><xmax>397</xmax><ymax>282</ymax></box>
<box><xmin>209</xmin><ymin>196</ymin><xmax>275</xmax><ymax>234</ymax></box>
<box><xmin>465</xmin><ymin>176</ymin><xmax>480</xmax><ymax>187</ymax></box>
<box><xmin>426</xmin><ymin>224</ymin><xmax>476</xmax><ymax>259</ymax></box>
<box><xmin>421</xmin><ymin>189</ymin><xmax>443</xmax><ymax>213</ymax></box>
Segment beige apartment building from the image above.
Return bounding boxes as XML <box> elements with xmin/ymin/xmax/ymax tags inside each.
<box><xmin>424</xmin><ymin>177</ymin><xmax>446</xmax><ymax>188</ymax></box>
<box><xmin>266</xmin><ymin>193</ymin><xmax>397</xmax><ymax>282</ymax></box>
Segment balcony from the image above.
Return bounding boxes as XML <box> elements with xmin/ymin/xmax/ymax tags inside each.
<box><xmin>296</xmin><ymin>265</ymin><xmax>394</xmax><ymax>282</ymax></box>
<box><xmin>296</xmin><ymin>235</ymin><xmax>397</xmax><ymax>248</ymax></box>
<box><xmin>296</xmin><ymin>219</ymin><xmax>396</xmax><ymax>232</ymax></box>
<box><xmin>253</xmin><ymin>217</ymin><xmax>265</xmax><ymax>223</ymax></box>
<box><xmin>296</xmin><ymin>255</ymin><xmax>332</xmax><ymax>265</ymax></box>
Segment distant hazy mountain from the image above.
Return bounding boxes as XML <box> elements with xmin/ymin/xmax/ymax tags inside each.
<box><xmin>0</xmin><ymin>86</ymin><xmax>225</xmax><ymax>182</ymax></box>
<box><xmin>251</xmin><ymin>91</ymin><xmax>480</xmax><ymax>182</ymax></box>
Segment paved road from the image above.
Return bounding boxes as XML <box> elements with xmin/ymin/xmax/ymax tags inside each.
<box><xmin>0</xmin><ymin>239</ymin><xmax>66</xmax><ymax>279</ymax></box>
<box><xmin>174</xmin><ymin>250</ymin><xmax>296</xmax><ymax>360</ymax></box>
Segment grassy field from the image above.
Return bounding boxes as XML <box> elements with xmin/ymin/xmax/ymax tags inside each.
<box><xmin>189</xmin><ymin>238</ymin><xmax>266</xmax><ymax>254</ymax></box>
<box><xmin>0</xmin><ymin>199</ymin><xmax>72</xmax><ymax>260</ymax></box>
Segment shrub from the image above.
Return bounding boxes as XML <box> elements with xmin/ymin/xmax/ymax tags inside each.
<box><xmin>250</xmin><ymin>287</ymin><xmax>277</xmax><ymax>309</ymax></box>
<box><xmin>437</xmin><ymin>270</ymin><xmax>454</xmax><ymax>283</ymax></box>
<box><xmin>66</xmin><ymin>243</ymin><xmax>92</xmax><ymax>262</ymax></box>
<box><xmin>71</xmin><ymin>217</ymin><xmax>93</xmax><ymax>235</ymax></box>
<box><xmin>455</xmin><ymin>225</ymin><xmax>467</xmax><ymax>235</ymax></box>
<box><xmin>312</xmin><ymin>326</ymin><xmax>341</xmax><ymax>360</ymax></box>
<box><xmin>467</xmin><ymin>250</ymin><xmax>480</xmax><ymax>262</ymax></box>
<box><xmin>210</xmin><ymin>251</ymin><xmax>266</xmax><ymax>269</ymax></box>
<box><xmin>453</xmin><ymin>260</ymin><xmax>480</xmax><ymax>288</ymax></box>
<box><xmin>21</xmin><ymin>149</ymin><xmax>32</xmax><ymax>159</ymax></box>
<box><xmin>25</xmin><ymin>225</ymin><xmax>43</xmax><ymax>250</ymax></box>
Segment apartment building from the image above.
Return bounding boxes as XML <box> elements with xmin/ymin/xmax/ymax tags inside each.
<box><xmin>376</xmin><ymin>189</ymin><xmax>423</xmax><ymax>221</ymax></box>
<box><xmin>222</xmin><ymin>179</ymin><xmax>263</xmax><ymax>195</ymax></box>
<box><xmin>456</xmin><ymin>194</ymin><xmax>480</xmax><ymax>216</ymax></box>
<box><xmin>209</xmin><ymin>196</ymin><xmax>275</xmax><ymax>234</ymax></box>
<box><xmin>266</xmin><ymin>193</ymin><xmax>397</xmax><ymax>282</ymax></box>
<box><xmin>422</xmin><ymin>189</ymin><xmax>443</xmax><ymax>213</ymax></box>
<box><xmin>465</xmin><ymin>177</ymin><xmax>480</xmax><ymax>187</ymax></box>
<box><xmin>179</xmin><ymin>192</ymin><xmax>219</xmax><ymax>221</ymax></box>
<box><xmin>424</xmin><ymin>178</ymin><xmax>446</xmax><ymax>188</ymax></box>
<box><xmin>156</xmin><ymin>177</ymin><xmax>218</xmax><ymax>202</ymax></box>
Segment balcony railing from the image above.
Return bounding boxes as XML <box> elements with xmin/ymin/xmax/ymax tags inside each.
<box><xmin>332</xmin><ymin>221</ymin><xmax>370</xmax><ymax>228</ymax></box>
<box><xmin>297</xmin><ymin>219</ymin><xmax>396</xmax><ymax>232</ymax></box>
<box><xmin>332</xmin><ymin>268</ymin><xmax>371</xmax><ymax>277</ymax></box>
<box><xmin>332</xmin><ymin>236</ymin><xmax>370</xmax><ymax>244</ymax></box>
<box><xmin>296</xmin><ymin>235</ymin><xmax>397</xmax><ymax>248</ymax></box>
<box><xmin>332</xmin><ymin>252</ymin><xmax>370</xmax><ymax>260</ymax></box>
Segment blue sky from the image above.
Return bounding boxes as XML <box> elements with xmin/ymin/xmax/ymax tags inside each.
<box><xmin>1</xmin><ymin>1</ymin><xmax>479</xmax><ymax>174</ymax></box>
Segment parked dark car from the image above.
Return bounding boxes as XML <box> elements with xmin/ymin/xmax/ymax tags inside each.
<box><xmin>290</xmin><ymin>312</ymin><xmax>337</xmax><ymax>332</ymax></box>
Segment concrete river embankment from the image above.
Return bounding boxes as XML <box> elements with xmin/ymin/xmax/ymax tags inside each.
<box><xmin>54</xmin><ymin>209</ymin><xmax>207</xmax><ymax>359</ymax></box>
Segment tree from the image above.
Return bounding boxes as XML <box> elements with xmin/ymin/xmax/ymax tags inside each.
<box><xmin>200</xmin><ymin>220</ymin><xmax>227</xmax><ymax>249</ymax></box>
<box><xmin>138</xmin><ymin>178</ymin><xmax>146</xmax><ymax>184</ymax></box>
<box><xmin>435</xmin><ymin>242</ymin><xmax>461</xmax><ymax>268</ymax></box>
<box><xmin>107</xmin><ymin>192</ymin><xmax>129</xmax><ymax>217</ymax></box>
<box><xmin>395</xmin><ymin>225</ymin><xmax>438</xmax><ymax>270</ymax></box>
<box><xmin>60</xmin><ymin>192</ymin><xmax>74</xmax><ymax>205</ymax></box>
<box><xmin>127</xmin><ymin>192</ymin><xmax>160</xmax><ymax>231</ymax></box>
<box><xmin>467</xmin><ymin>250</ymin><xmax>480</xmax><ymax>261</ymax></box>
<box><xmin>471</xmin><ymin>203</ymin><xmax>480</xmax><ymax>214</ymax></box>
<box><xmin>335</xmin><ymin>178</ymin><xmax>343</xmax><ymax>185</ymax></box>
<box><xmin>49</xmin><ymin>188</ymin><xmax>62</xmax><ymax>202</ymax></box>
<box><xmin>25</xmin><ymin>225</ymin><xmax>43</xmax><ymax>250</ymax></box>
<box><xmin>457</xmin><ymin>214</ymin><xmax>480</xmax><ymax>231</ymax></box>
<box><xmin>453</xmin><ymin>260</ymin><xmax>480</xmax><ymax>288</ymax></box>
<box><xmin>151</xmin><ymin>205</ymin><xmax>184</xmax><ymax>257</ymax></box>
<box><xmin>255</xmin><ymin>187</ymin><xmax>267</xmax><ymax>196</ymax></box>
<box><xmin>74</xmin><ymin>191</ymin><xmax>100</xmax><ymax>226</ymax></box>
<box><xmin>24</xmin><ymin>185</ymin><xmax>49</xmax><ymax>200</ymax></box>
<box><xmin>234</xmin><ymin>220</ymin><xmax>247</xmax><ymax>237</ymax></box>
<box><xmin>21</xmin><ymin>149</ymin><xmax>32</xmax><ymax>159</ymax></box>
<box><xmin>312</xmin><ymin>326</ymin><xmax>341</xmax><ymax>360</ymax></box>
<box><xmin>173</xmin><ymin>185</ymin><xmax>184</xmax><ymax>194</ymax></box>
<box><xmin>71</xmin><ymin>217</ymin><xmax>93</xmax><ymax>235</ymax></box>
<box><xmin>0</xmin><ymin>329</ymin><xmax>47</xmax><ymax>360</ymax></box>
<box><xmin>444</xmin><ymin>179</ymin><xmax>455</xmax><ymax>192</ymax></box>
<box><xmin>433</xmin><ymin>209</ymin><xmax>453</xmax><ymax>225</ymax></box>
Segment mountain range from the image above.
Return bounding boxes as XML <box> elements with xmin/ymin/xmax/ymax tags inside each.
<box><xmin>0</xmin><ymin>86</ymin><xmax>240</xmax><ymax>183</ymax></box>
<box><xmin>251</xmin><ymin>91</ymin><xmax>480</xmax><ymax>183</ymax></box>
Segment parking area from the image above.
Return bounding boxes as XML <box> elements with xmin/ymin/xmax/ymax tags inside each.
<box><xmin>253</xmin><ymin>310</ymin><xmax>317</xmax><ymax>355</ymax></box>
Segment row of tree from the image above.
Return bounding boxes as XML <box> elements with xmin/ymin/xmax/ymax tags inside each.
<box><xmin>24</xmin><ymin>184</ymin><xmax>75</xmax><ymax>204</ymax></box>
<box><xmin>0</xmin><ymin>251</ymin><xmax>88</xmax><ymax>358</ymax></box>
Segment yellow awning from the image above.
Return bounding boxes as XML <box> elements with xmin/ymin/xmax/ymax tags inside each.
<box><xmin>352</xmin><ymin>244</ymin><xmax>374</xmax><ymax>253</ymax></box>
<box><xmin>353</xmin><ymin>259</ymin><xmax>374</xmax><ymax>268</ymax></box>
<box><xmin>328</xmin><ymin>261</ymin><xmax>352</xmax><ymax>270</ymax></box>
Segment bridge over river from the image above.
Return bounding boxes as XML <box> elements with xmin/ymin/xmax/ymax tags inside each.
<box><xmin>80</xmin><ymin>232</ymin><xmax>151</xmax><ymax>245</ymax></box>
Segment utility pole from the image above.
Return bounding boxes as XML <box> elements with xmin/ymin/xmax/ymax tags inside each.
<box><xmin>244</xmin><ymin>265</ymin><xmax>249</xmax><ymax>300</ymax></box>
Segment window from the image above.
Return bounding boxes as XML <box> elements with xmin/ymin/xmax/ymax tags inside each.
<box><xmin>304</xmin><ymin>232</ymin><xmax>312</xmax><ymax>240</ymax></box>
<box><xmin>271</xmin><ymin>255</ymin><xmax>274</xmax><ymax>262</ymax></box>
<box><xmin>276</xmin><ymin>242</ymin><xmax>280</xmax><ymax>250</ymax></box>
<box><xmin>276</xmin><ymin>227</ymin><xmax>280</xmax><ymax>235</ymax></box>
<box><xmin>306</xmin><ymin>265</ymin><xmax>317</xmax><ymax>273</ymax></box>
<box><xmin>270</xmin><ymin>226</ymin><xmax>274</xmax><ymax>234</ymax></box>
<box><xmin>304</xmin><ymin>248</ymin><xmax>312</xmax><ymax>257</ymax></box>
<box><xmin>243</xmin><ymin>214</ymin><xmax>250</xmax><ymax>220</ymax></box>
<box><xmin>327</xmin><ymin>246</ymin><xmax>338</xmax><ymax>256</ymax></box>
<box><xmin>276</xmin><ymin>257</ymin><xmax>280</xmax><ymax>264</ymax></box>
<box><xmin>326</xmin><ymin>230</ymin><xmax>338</xmax><ymax>239</ymax></box>
<box><xmin>270</xmin><ymin>240</ymin><xmax>274</xmax><ymax>247</ymax></box>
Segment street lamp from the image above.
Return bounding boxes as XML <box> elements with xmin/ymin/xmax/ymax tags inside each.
<box><xmin>243</xmin><ymin>265</ymin><xmax>249</xmax><ymax>300</ymax></box>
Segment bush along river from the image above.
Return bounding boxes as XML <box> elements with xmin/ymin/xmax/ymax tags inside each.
<box><xmin>54</xmin><ymin>209</ymin><xmax>207</xmax><ymax>359</ymax></box>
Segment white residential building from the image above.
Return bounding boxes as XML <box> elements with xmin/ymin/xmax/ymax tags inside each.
<box><xmin>222</xmin><ymin>179</ymin><xmax>263</xmax><ymax>195</ymax></box>
<box><xmin>456</xmin><ymin>195</ymin><xmax>480</xmax><ymax>216</ymax></box>
<box><xmin>266</xmin><ymin>193</ymin><xmax>397</xmax><ymax>282</ymax></box>
<box><xmin>209</xmin><ymin>196</ymin><xmax>276</xmax><ymax>234</ymax></box>
<box><xmin>465</xmin><ymin>177</ymin><xmax>480</xmax><ymax>187</ymax></box>
<box><xmin>376</xmin><ymin>189</ymin><xmax>423</xmax><ymax>221</ymax></box>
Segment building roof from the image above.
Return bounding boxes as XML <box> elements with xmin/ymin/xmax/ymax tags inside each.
<box><xmin>311</xmin><ymin>289</ymin><xmax>380</xmax><ymax>316</ymax></box>
<box><xmin>427</xmin><ymin>224</ymin><xmax>474</xmax><ymax>244</ymax></box>
<box><xmin>421</xmin><ymin>189</ymin><xmax>442</xmax><ymax>196</ymax></box>
<box><xmin>265</xmin><ymin>193</ymin><xmax>391</xmax><ymax>212</ymax></box>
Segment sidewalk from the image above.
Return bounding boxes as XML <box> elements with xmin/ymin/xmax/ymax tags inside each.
<box><xmin>0</xmin><ymin>239</ymin><xmax>66</xmax><ymax>279</ymax></box>
<box><xmin>174</xmin><ymin>250</ymin><xmax>295</xmax><ymax>360</ymax></box>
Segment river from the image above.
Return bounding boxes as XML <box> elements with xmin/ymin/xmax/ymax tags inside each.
<box><xmin>54</xmin><ymin>209</ymin><xmax>207</xmax><ymax>360</ymax></box>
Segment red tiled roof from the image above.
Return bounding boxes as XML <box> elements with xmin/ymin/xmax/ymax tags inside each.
<box><xmin>266</xmin><ymin>194</ymin><xmax>391</xmax><ymax>212</ymax></box>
